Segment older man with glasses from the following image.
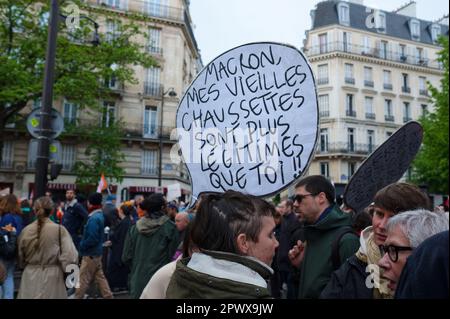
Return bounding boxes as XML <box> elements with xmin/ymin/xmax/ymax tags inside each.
<box><xmin>288</xmin><ymin>175</ymin><xmax>360</xmax><ymax>299</ymax></box>
<box><xmin>377</xmin><ymin>209</ymin><xmax>448</xmax><ymax>295</ymax></box>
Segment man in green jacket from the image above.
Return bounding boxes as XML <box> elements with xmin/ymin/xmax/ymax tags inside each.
<box><xmin>289</xmin><ymin>175</ymin><xmax>360</xmax><ymax>298</ymax></box>
<box><xmin>122</xmin><ymin>193</ymin><xmax>179</xmax><ymax>299</ymax></box>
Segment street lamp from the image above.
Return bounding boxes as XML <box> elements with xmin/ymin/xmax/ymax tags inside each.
<box><xmin>34</xmin><ymin>1</ymin><xmax>100</xmax><ymax>198</ymax></box>
<box><xmin>158</xmin><ymin>87</ymin><xmax>177</xmax><ymax>187</ymax></box>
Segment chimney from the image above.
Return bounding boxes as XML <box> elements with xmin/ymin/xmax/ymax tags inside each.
<box><xmin>394</xmin><ymin>1</ymin><xmax>417</xmax><ymax>18</ymax></box>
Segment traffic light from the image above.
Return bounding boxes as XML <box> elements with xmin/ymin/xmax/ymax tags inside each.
<box><xmin>49</xmin><ymin>163</ymin><xmax>63</xmax><ymax>180</ymax></box>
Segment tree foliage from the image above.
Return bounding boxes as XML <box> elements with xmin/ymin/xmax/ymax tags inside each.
<box><xmin>0</xmin><ymin>0</ymin><xmax>156</xmax><ymax>184</ymax></box>
<box><xmin>412</xmin><ymin>36</ymin><xmax>449</xmax><ymax>194</ymax></box>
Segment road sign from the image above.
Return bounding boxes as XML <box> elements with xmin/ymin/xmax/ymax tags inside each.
<box><xmin>26</xmin><ymin>108</ymin><xmax>64</xmax><ymax>139</ymax></box>
<box><xmin>29</xmin><ymin>139</ymin><xmax>62</xmax><ymax>163</ymax></box>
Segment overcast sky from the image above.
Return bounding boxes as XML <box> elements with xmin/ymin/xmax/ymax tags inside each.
<box><xmin>190</xmin><ymin>0</ymin><xmax>449</xmax><ymax>65</ymax></box>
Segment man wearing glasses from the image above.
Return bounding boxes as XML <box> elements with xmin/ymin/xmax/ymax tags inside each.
<box><xmin>288</xmin><ymin>175</ymin><xmax>360</xmax><ymax>299</ymax></box>
<box><xmin>377</xmin><ymin>209</ymin><xmax>448</xmax><ymax>295</ymax></box>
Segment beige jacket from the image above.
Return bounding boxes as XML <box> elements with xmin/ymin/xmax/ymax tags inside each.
<box><xmin>17</xmin><ymin>218</ymin><xmax>78</xmax><ymax>299</ymax></box>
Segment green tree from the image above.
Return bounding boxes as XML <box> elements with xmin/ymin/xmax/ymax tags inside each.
<box><xmin>412</xmin><ymin>36</ymin><xmax>449</xmax><ymax>194</ymax></box>
<box><xmin>0</xmin><ymin>0</ymin><xmax>156</xmax><ymax>183</ymax></box>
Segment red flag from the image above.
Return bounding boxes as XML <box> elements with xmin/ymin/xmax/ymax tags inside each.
<box><xmin>96</xmin><ymin>173</ymin><xmax>108</xmax><ymax>193</ymax></box>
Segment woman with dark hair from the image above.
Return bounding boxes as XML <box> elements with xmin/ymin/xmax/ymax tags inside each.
<box><xmin>165</xmin><ymin>190</ymin><xmax>279</xmax><ymax>299</ymax></box>
<box><xmin>17</xmin><ymin>196</ymin><xmax>78</xmax><ymax>299</ymax></box>
<box><xmin>106</xmin><ymin>203</ymin><xmax>134</xmax><ymax>291</ymax></box>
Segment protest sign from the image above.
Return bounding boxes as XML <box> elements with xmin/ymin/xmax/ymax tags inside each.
<box><xmin>343</xmin><ymin>121</ymin><xmax>423</xmax><ymax>213</ymax></box>
<box><xmin>167</xmin><ymin>183</ymin><xmax>181</xmax><ymax>202</ymax></box>
<box><xmin>175</xmin><ymin>42</ymin><xmax>318</xmax><ymax>202</ymax></box>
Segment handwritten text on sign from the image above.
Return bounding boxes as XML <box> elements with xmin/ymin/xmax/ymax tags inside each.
<box><xmin>176</xmin><ymin>43</ymin><xmax>318</xmax><ymax>199</ymax></box>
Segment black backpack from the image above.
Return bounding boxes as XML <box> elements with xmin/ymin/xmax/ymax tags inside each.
<box><xmin>330</xmin><ymin>226</ymin><xmax>358</xmax><ymax>271</ymax></box>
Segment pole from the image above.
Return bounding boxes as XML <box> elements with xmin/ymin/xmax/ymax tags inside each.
<box><xmin>35</xmin><ymin>0</ymin><xmax>59</xmax><ymax>198</ymax></box>
<box><xmin>158</xmin><ymin>87</ymin><xmax>164</xmax><ymax>187</ymax></box>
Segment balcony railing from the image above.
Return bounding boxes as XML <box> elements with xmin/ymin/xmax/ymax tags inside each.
<box><xmin>144</xmin><ymin>82</ymin><xmax>163</xmax><ymax>97</ymax></box>
<box><xmin>402</xmin><ymin>86</ymin><xmax>411</xmax><ymax>94</ymax></box>
<box><xmin>364</xmin><ymin>80</ymin><xmax>374</xmax><ymax>88</ymax></box>
<box><xmin>306</xmin><ymin>41</ymin><xmax>443</xmax><ymax>70</ymax></box>
<box><xmin>147</xmin><ymin>46</ymin><xmax>163</xmax><ymax>55</ymax></box>
<box><xmin>316</xmin><ymin>142</ymin><xmax>378</xmax><ymax>155</ymax></box>
<box><xmin>317</xmin><ymin>78</ymin><xmax>329</xmax><ymax>85</ymax></box>
<box><xmin>419</xmin><ymin>89</ymin><xmax>429</xmax><ymax>96</ymax></box>
<box><xmin>94</xmin><ymin>0</ymin><xmax>184</xmax><ymax>21</ymax></box>
<box><xmin>385</xmin><ymin>115</ymin><xmax>395</xmax><ymax>122</ymax></box>
<box><xmin>320</xmin><ymin>111</ymin><xmax>330</xmax><ymax>118</ymax></box>
<box><xmin>345</xmin><ymin>77</ymin><xmax>355</xmax><ymax>85</ymax></box>
<box><xmin>346</xmin><ymin>110</ymin><xmax>356</xmax><ymax>117</ymax></box>
<box><xmin>123</xmin><ymin>123</ymin><xmax>176</xmax><ymax>140</ymax></box>
<box><xmin>403</xmin><ymin>116</ymin><xmax>412</xmax><ymax>123</ymax></box>
<box><xmin>0</xmin><ymin>159</ymin><xmax>13</xmax><ymax>169</ymax></box>
<box><xmin>365</xmin><ymin>113</ymin><xmax>376</xmax><ymax>120</ymax></box>
<box><xmin>383</xmin><ymin>83</ymin><xmax>393</xmax><ymax>90</ymax></box>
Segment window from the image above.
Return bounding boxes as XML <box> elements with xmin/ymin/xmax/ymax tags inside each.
<box><xmin>346</xmin><ymin>94</ymin><xmax>355</xmax><ymax>117</ymax></box>
<box><xmin>431</xmin><ymin>24</ymin><xmax>441</xmax><ymax>43</ymax></box>
<box><xmin>362</xmin><ymin>36</ymin><xmax>371</xmax><ymax>54</ymax></box>
<box><xmin>403</xmin><ymin>102</ymin><xmax>411</xmax><ymax>123</ymax></box>
<box><xmin>410</xmin><ymin>19</ymin><xmax>421</xmax><ymax>40</ymax></box>
<box><xmin>142</xmin><ymin>150</ymin><xmax>158</xmax><ymax>175</ymax></box>
<box><xmin>144</xmin><ymin>106</ymin><xmax>158</xmax><ymax>137</ymax></box>
<box><xmin>148</xmin><ymin>28</ymin><xmax>162</xmax><ymax>54</ymax></box>
<box><xmin>61</xmin><ymin>144</ymin><xmax>76</xmax><ymax>171</ymax></box>
<box><xmin>375</xmin><ymin>11</ymin><xmax>386</xmax><ymax>32</ymax></box>
<box><xmin>380</xmin><ymin>40</ymin><xmax>388</xmax><ymax>59</ymax></box>
<box><xmin>338</xmin><ymin>3</ymin><xmax>350</xmax><ymax>25</ymax></box>
<box><xmin>421</xmin><ymin>104</ymin><xmax>428</xmax><ymax>117</ymax></box>
<box><xmin>33</xmin><ymin>98</ymin><xmax>41</xmax><ymax>109</ymax></box>
<box><xmin>145</xmin><ymin>0</ymin><xmax>168</xmax><ymax>17</ymax></box>
<box><xmin>348</xmin><ymin>162</ymin><xmax>356</xmax><ymax>177</ymax></box>
<box><xmin>385</xmin><ymin>99</ymin><xmax>394</xmax><ymax>121</ymax></box>
<box><xmin>367</xmin><ymin>130</ymin><xmax>375</xmax><ymax>153</ymax></box>
<box><xmin>383</xmin><ymin>70</ymin><xmax>392</xmax><ymax>90</ymax></box>
<box><xmin>364</xmin><ymin>67</ymin><xmax>373</xmax><ymax>87</ymax></box>
<box><xmin>319</xmin><ymin>33</ymin><xmax>328</xmax><ymax>54</ymax></box>
<box><xmin>365</xmin><ymin>97</ymin><xmax>375</xmax><ymax>119</ymax></box>
<box><xmin>318</xmin><ymin>95</ymin><xmax>329</xmax><ymax>117</ymax></box>
<box><xmin>63</xmin><ymin>100</ymin><xmax>78</xmax><ymax>124</ymax></box>
<box><xmin>342</xmin><ymin>31</ymin><xmax>352</xmax><ymax>52</ymax></box>
<box><xmin>402</xmin><ymin>73</ymin><xmax>410</xmax><ymax>93</ymax></box>
<box><xmin>144</xmin><ymin>67</ymin><xmax>161</xmax><ymax>96</ymax></box>
<box><xmin>317</xmin><ymin>64</ymin><xmax>329</xmax><ymax>84</ymax></box>
<box><xmin>345</xmin><ymin>63</ymin><xmax>354</xmax><ymax>84</ymax></box>
<box><xmin>104</xmin><ymin>0</ymin><xmax>125</xmax><ymax>9</ymax></box>
<box><xmin>320</xmin><ymin>128</ymin><xmax>329</xmax><ymax>152</ymax></box>
<box><xmin>27</xmin><ymin>142</ymin><xmax>36</xmax><ymax>169</ymax></box>
<box><xmin>106</xmin><ymin>20</ymin><xmax>120</xmax><ymax>43</ymax></box>
<box><xmin>102</xmin><ymin>101</ymin><xmax>116</xmax><ymax>127</ymax></box>
<box><xmin>419</xmin><ymin>77</ymin><xmax>427</xmax><ymax>95</ymax></box>
<box><xmin>347</xmin><ymin>128</ymin><xmax>355</xmax><ymax>152</ymax></box>
<box><xmin>399</xmin><ymin>44</ymin><xmax>407</xmax><ymax>62</ymax></box>
<box><xmin>320</xmin><ymin>162</ymin><xmax>330</xmax><ymax>178</ymax></box>
<box><xmin>1</xmin><ymin>141</ymin><xmax>13</xmax><ymax>168</ymax></box>
<box><xmin>415</xmin><ymin>47</ymin><xmax>423</xmax><ymax>64</ymax></box>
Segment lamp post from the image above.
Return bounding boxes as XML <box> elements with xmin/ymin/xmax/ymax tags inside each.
<box><xmin>34</xmin><ymin>0</ymin><xmax>59</xmax><ymax>198</ymax></box>
<box><xmin>34</xmin><ymin>2</ymin><xmax>100</xmax><ymax>198</ymax></box>
<box><xmin>158</xmin><ymin>87</ymin><xmax>177</xmax><ymax>187</ymax></box>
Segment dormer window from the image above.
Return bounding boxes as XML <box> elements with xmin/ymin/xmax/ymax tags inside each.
<box><xmin>431</xmin><ymin>24</ymin><xmax>441</xmax><ymax>43</ymax></box>
<box><xmin>338</xmin><ymin>2</ymin><xmax>350</xmax><ymax>26</ymax></box>
<box><xmin>410</xmin><ymin>19</ymin><xmax>421</xmax><ymax>41</ymax></box>
<box><xmin>375</xmin><ymin>11</ymin><xmax>386</xmax><ymax>33</ymax></box>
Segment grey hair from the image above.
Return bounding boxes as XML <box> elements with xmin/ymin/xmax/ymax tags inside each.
<box><xmin>386</xmin><ymin>209</ymin><xmax>449</xmax><ymax>248</ymax></box>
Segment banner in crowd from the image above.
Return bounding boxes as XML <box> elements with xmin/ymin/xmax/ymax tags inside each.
<box><xmin>343</xmin><ymin>121</ymin><xmax>423</xmax><ymax>213</ymax></box>
<box><xmin>175</xmin><ymin>42</ymin><xmax>318</xmax><ymax>203</ymax></box>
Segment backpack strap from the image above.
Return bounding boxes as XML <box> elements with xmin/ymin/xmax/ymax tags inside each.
<box><xmin>331</xmin><ymin>226</ymin><xmax>357</xmax><ymax>271</ymax></box>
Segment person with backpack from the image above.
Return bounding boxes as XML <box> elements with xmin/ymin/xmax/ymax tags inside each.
<box><xmin>288</xmin><ymin>175</ymin><xmax>360</xmax><ymax>299</ymax></box>
<box><xmin>320</xmin><ymin>182</ymin><xmax>431</xmax><ymax>299</ymax></box>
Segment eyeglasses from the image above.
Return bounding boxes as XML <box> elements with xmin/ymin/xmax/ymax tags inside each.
<box><xmin>379</xmin><ymin>244</ymin><xmax>413</xmax><ymax>263</ymax></box>
<box><xmin>293</xmin><ymin>193</ymin><xmax>317</xmax><ymax>203</ymax></box>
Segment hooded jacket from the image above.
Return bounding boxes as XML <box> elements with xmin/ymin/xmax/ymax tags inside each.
<box><xmin>298</xmin><ymin>205</ymin><xmax>360</xmax><ymax>299</ymax></box>
<box><xmin>122</xmin><ymin>214</ymin><xmax>178</xmax><ymax>299</ymax></box>
<box><xmin>166</xmin><ymin>250</ymin><xmax>273</xmax><ymax>299</ymax></box>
